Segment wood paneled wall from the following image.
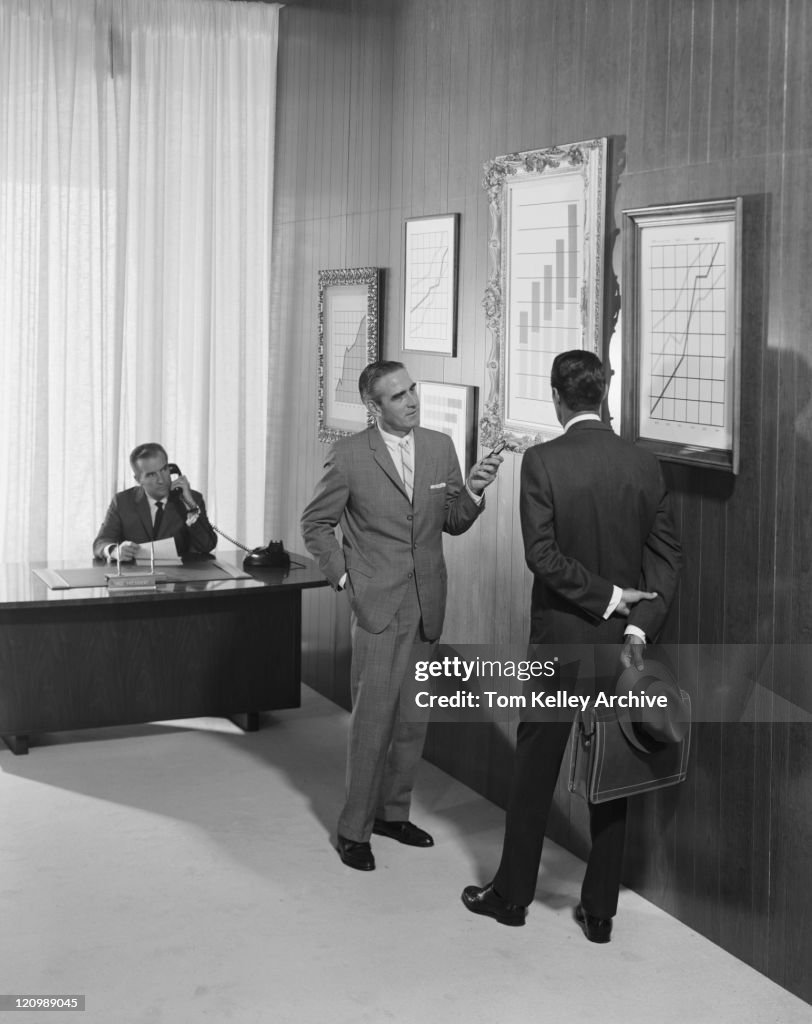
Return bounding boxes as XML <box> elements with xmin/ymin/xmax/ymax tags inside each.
<box><xmin>271</xmin><ymin>0</ymin><xmax>812</xmax><ymax>1003</ymax></box>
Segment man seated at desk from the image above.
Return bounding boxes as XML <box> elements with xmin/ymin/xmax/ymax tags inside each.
<box><xmin>93</xmin><ymin>442</ymin><xmax>217</xmax><ymax>562</ymax></box>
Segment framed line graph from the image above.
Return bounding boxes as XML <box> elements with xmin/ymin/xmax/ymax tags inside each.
<box><xmin>622</xmin><ymin>199</ymin><xmax>742</xmax><ymax>473</ymax></box>
<box><xmin>403</xmin><ymin>214</ymin><xmax>460</xmax><ymax>356</ymax></box>
<box><xmin>480</xmin><ymin>139</ymin><xmax>607</xmax><ymax>451</ymax></box>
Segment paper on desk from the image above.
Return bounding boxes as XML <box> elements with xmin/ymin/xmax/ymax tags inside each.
<box><xmin>133</xmin><ymin>538</ymin><xmax>182</xmax><ymax>565</ymax></box>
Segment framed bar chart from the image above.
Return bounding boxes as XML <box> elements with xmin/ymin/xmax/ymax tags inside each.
<box><xmin>480</xmin><ymin>139</ymin><xmax>607</xmax><ymax>450</ymax></box>
<box><xmin>417</xmin><ymin>381</ymin><xmax>477</xmax><ymax>473</ymax></box>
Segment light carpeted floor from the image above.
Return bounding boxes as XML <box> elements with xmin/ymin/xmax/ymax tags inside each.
<box><xmin>1</xmin><ymin>686</ymin><xmax>809</xmax><ymax>1024</ymax></box>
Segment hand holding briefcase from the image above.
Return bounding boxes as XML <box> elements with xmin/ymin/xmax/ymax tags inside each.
<box><xmin>568</xmin><ymin>657</ymin><xmax>691</xmax><ymax>804</ymax></box>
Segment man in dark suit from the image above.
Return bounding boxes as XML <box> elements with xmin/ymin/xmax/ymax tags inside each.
<box><xmin>93</xmin><ymin>442</ymin><xmax>217</xmax><ymax>561</ymax></box>
<box><xmin>462</xmin><ymin>350</ymin><xmax>681</xmax><ymax>941</ymax></box>
<box><xmin>301</xmin><ymin>361</ymin><xmax>503</xmax><ymax>871</ymax></box>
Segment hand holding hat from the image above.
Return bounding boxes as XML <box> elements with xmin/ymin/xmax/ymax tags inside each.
<box><xmin>614</xmin><ymin>657</ymin><xmax>691</xmax><ymax>754</ymax></box>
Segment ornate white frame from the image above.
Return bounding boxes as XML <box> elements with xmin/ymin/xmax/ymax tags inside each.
<box><xmin>480</xmin><ymin>139</ymin><xmax>607</xmax><ymax>451</ymax></box>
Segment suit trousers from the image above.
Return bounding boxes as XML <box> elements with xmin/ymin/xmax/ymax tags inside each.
<box><xmin>493</xmin><ymin>646</ymin><xmax>628</xmax><ymax>918</ymax></box>
<box><xmin>492</xmin><ymin>719</ymin><xmax>627</xmax><ymax>917</ymax></box>
<box><xmin>337</xmin><ymin>579</ymin><xmax>434</xmax><ymax>842</ymax></box>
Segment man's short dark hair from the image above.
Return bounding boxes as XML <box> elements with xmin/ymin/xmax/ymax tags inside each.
<box><xmin>358</xmin><ymin>361</ymin><xmax>405</xmax><ymax>405</ymax></box>
<box><xmin>551</xmin><ymin>350</ymin><xmax>605</xmax><ymax>411</ymax></box>
<box><xmin>129</xmin><ymin>442</ymin><xmax>168</xmax><ymax>473</ymax></box>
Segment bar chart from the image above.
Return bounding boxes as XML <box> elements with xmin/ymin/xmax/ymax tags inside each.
<box><xmin>506</xmin><ymin>172</ymin><xmax>586</xmax><ymax>432</ymax></box>
<box><xmin>517</xmin><ymin>202</ymin><xmax>579</xmax><ymax>345</ymax></box>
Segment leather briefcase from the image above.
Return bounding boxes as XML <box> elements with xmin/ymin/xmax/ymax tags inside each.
<box><xmin>568</xmin><ymin>695</ymin><xmax>691</xmax><ymax>804</ymax></box>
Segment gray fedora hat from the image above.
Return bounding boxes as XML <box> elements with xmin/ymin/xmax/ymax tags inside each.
<box><xmin>615</xmin><ymin>659</ymin><xmax>690</xmax><ymax>753</ymax></box>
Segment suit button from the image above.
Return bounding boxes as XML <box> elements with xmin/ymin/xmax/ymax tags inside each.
<box><xmin>407</xmin><ymin>514</ymin><xmax>413</xmax><ymax>520</ymax></box>
<box><xmin>407</xmin><ymin>572</ymin><xmax>413</xmax><ymax>579</ymax></box>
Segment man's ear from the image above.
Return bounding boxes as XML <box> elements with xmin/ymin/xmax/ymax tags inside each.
<box><xmin>365</xmin><ymin>398</ymin><xmax>379</xmax><ymax>418</ymax></box>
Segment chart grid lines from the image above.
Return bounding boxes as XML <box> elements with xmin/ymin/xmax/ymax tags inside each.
<box><xmin>406</xmin><ymin>230</ymin><xmax>451</xmax><ymax>339</ymax></box>
<box><xmin>647</xmin><ymin>241</ymin><xmax>727</xmax><ymax>429</ymax></box>
<box><xmin>333</xmin><ymin>312</ymin><xmax>368</xmax><ymax>404</ymax></box>
<box><xmin>404</xmin><ymin>215</ymin><xmax>458</xmax><ymax>355</ymax></box>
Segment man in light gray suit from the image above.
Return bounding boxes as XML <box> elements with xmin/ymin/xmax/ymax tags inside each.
<box><xmin>301</xmin><ymin>361</ymin><xmax>502</xmax><ymax>871</ymax></box>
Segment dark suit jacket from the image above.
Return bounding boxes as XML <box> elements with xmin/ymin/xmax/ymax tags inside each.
<box><xmin>300</xmin><ymin>426</ymin><xmax>483</xmax><ymax>639</ymax></box>
<box><xmin>92</xmin><ymin>486</ymin><xmax>217</xmax><ymax>560</ymax></box>
<box><xmin>520</xmin><ymin>419</ymin><xmax>681</xmax><ymax>645</ymax></box>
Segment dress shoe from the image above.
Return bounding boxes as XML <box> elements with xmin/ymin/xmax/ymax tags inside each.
<box><xmin>372</xmin><ymin>819</ymin><xmax>434</xmax><ymax>847</ymax></box>
<box><xmin>575</xmin><ymin>903</ymin><xmax>612</xmax><ymax>943</ymax></box>
<box><xmin>461</xmin><ymin>883</ymin><xmax>526</xmax><ymax>926</ymax></box>
<box><xmin>336</xmin><ymin>835</ymin><xmax>375</xmax><ymax>871</ymax></box>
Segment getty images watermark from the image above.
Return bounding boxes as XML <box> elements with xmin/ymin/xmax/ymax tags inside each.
<box><xmin>412</xmin><ymin>653</ymin><xmax>669</xmax><ymax>712</ymax></box>
<box><xmin>399</xmin><ymin>643</ymin><xmax>812</xmax><ymax>724</ymax></box>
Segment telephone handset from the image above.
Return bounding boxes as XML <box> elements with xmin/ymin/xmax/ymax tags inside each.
<box><xmin>167</xmin><ymin>463</ymin><xmax>199</xmax><ymax>515</ymax></box>
<box><xmin>167</xmin><ymin>463</ymin><xmax>184</xmax><ymax>500</ymax></box>
<box><xmin>166</xmin><ymin>463</ymin><xmax>291</xmax><ymax>570</ymax></box>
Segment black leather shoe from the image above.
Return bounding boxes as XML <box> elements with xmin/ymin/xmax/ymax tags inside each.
<box><xmin>461</xmin><ymin>883</ymin><xmax>526</xmax><ymax>926</ymax></box>
<box><xmin>336</xmin><ymin>835</ymin><xmax>375</xmax><ymax>871</ymax></box>
<box><xmin>575</xmin><ymin>903</ymin><xmax>612</xmax><ymax>943</ymax></box>
<box><xmin>372</xmin><ymin>819</ymin><xmax>434</xmax><ymax>847</ymax></box>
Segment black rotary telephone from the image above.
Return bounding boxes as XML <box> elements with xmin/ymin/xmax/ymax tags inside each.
<box><xmin>242</xmin><ymin>541</ymin><xmax>291</xmax><ymax>569</ymax></box>
<box><xmin>167</xmin><ymin>464</ymin><xmax>291</xmax><ymax>570</ymax></box>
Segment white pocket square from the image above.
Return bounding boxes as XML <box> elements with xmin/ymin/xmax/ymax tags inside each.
<box><xmin>430</xmin><ymin>482</ymin><xmax>447</xmax><ymax>490</ymax></box>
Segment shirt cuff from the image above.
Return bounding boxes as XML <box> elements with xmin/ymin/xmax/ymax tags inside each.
<box><xmin>337</xmin><ymin>572</ymin><xmax>348</xmax><ymax>591</ymax></box>
<box><xmin>465</xmin><ymin>484</ymin><xmax>483</xmax><ymax>505</ymax></box>
<box><xmin>603</xmin><ymin>585</ymin><xmax>623</xmax><ymax>620</ymax></box>
<box><xmin>105</xmin><ymin>543</ymin><xmax>118</xmax><ymax>562</ymax></box>
<box><xmin>624</xmin><ymin>625</ymin><xmax>647</xmax><ymax>642</ymax></box>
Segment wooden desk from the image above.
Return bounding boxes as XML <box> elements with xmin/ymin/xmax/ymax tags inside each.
<box><xmin>0</xmin><ymin>552</ymin><xmax>328</xmax><ymax>754</ymax></box>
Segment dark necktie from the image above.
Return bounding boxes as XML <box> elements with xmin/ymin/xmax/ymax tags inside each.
<box><xmin>153</xmin><ymin>500</ymin><xmax>164</xmax><ymax>539</ymax></box>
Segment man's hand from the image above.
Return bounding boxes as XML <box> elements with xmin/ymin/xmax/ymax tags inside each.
<box><xmin>466</xmin><ymin>453</ymin><xmax>504</xmax><ymax>495</ymax></box>
<box><xmin>620</xmin><ymin>634</ymin><xmax>646</xmax><ymax>671</ymax></box>
<box><xmin>114</xmin><ymin>541</ymin><xmax>139</xmax><ymax>562</ymax></box>
<box><xmin>171</xmin><ymin>472</ymin><xmax>195</xmax><ymax>508</ymax></box>
<box><xmin>615</xmin><ymin>588</ymin><xmax>658</xmax><ymax>617</ymax></box>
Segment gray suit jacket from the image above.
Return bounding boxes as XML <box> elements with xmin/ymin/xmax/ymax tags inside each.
<box><xmin>92</xmin><ymin>486</ymin><xmax>217</xmax><ymax>560</ymax></box>
<box><xmin>521</xmin><ymin>419</ymin><xmax>681</xmax><ymax>645</ymax></box>
<box><xmin>301</xmin><ymin>426</ymin><xmax>483</xmax><ymax>639</ymax></box>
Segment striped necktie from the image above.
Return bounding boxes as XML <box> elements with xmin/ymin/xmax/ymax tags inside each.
<box><xmin>399</xmin><ymin>438</ymin><xmax>413</xmax><ymax>502</ymax></box>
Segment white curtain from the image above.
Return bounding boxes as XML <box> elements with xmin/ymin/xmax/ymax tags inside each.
<box><xmin>0</xmin><ymin>0</ymin><xmax>279</xmax><ymax>562</ymax></box>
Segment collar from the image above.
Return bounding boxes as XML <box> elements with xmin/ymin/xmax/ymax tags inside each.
<box><xmin>377</xmin><ymin>424</ymin><xmax>414</xmax><ymax>450</ymax></box>
<box><xmin>563</xmin><ymin>412</ymin><xmax>602</xmax><ymax>433</ymax></box>
<box><xmin>144</xmin><ymin>492</ymin><xmax>166</xmax><ymax>511</ymax></box>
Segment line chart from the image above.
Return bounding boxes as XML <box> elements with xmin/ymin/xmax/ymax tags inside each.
<box><xmin>646</xmin><ymin>240</ymin><xmax>727</xmax><ymax>428</ymax></box>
